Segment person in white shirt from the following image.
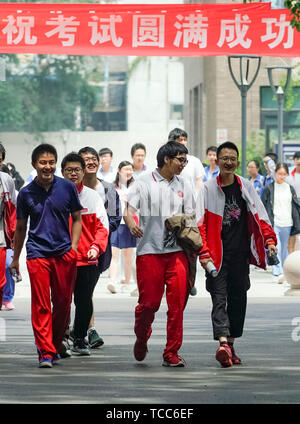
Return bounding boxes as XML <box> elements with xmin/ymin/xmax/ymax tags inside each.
<box><xmin>97</xmin><ymin>148</ymin><xmax>115</xmax><ymax>183</ymax></box>
<box><xmin>131</xmin><ymin>143</ymin><xmax>147</xmax><ymax>180</ymax></box>
<box><xmin>168</xmin><ymin>128</ymin><xmax>205</xmax><ymax>194</ymax></box>
<box><xmin>124</xmin><ymin>141</ymin><xmax>196</xmax><ymax>367</ymax></box>
<box><xmin>286</xmin><ymin>152</ymin><xmax>300</xmax><ymax>254</ymax></box>
<box><xmin>130</xmin><ymin>143</ymin><xmax>148</xmax><ymax>297</ymax></box>
<box><xmin>262</xmin><ymin>162</ymin><xmax>300</xmax><ymax>282</ymax></box>
<box><xmin>168</xmin><ymin>128</ymin><xmax>204</xmax><ymax>297</ymax></box>
<box><xmin>108</xmin><ymin>161</ymin><xmax>136</xmax><ymax>294</ymax></box>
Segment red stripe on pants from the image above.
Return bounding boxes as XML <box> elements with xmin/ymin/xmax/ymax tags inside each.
<box><xmin>135</xmin><ymin>251</ymin><xmax>188</xmax><ymax>360</ymax></box>
<box><xmin>27</xmin><ymin>249</ymin><xmax>77</xmax><ymax>358</ymax></box>
<box><xmin>0</xmin><ymin>247</ymin><xmax>6</xmax><ymax>309</ymax></box>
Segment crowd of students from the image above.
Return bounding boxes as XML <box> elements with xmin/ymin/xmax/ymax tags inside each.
<box><xmin>0</xmin><ymin>130</ymin><xmax>299</xmax><ymax>369</ymax></box>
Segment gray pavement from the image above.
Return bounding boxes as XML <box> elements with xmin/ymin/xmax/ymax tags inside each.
<box><xmin>1</xmin><ymin>262</ymin><xmax>300</xmax><ymax>405</ymax></box>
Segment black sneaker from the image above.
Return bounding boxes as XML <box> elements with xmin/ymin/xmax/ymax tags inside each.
<box><xmin>58</xmin><ymin>338</ymin><xmax>72</xmax><ymax>358</ymax></box>
<box><xmin>190</xmin><ymin>286</ymin><xmax>197</xmax><ymax>296</ymax></box>
<box><xmin>72</xmin><ymin>338</ymin><xmax>91</xmax><ymax>356</ymax></box>
<box><xmin>88</xmin><ymin>328</ymin><xmax>104</xmax><ymax>349</ymax></box>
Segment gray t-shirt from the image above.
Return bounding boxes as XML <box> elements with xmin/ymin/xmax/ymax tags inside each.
<box><xmin>127</xmin><ymin>168</ymin><xmax>196</xmax><ymax>256</ymax></box>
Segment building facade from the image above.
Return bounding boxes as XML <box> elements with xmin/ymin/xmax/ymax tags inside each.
<box><xmin>183</xmin><ymin>0</ymin><xmax>300</xmax><ymax>163</ymax></box>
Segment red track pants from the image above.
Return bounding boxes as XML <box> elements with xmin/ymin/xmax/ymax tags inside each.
<box><xmin>26</xmin><ymin>249</ymin><xmax>77</xmax><ymax>359</ymax></box>
<box><xmin>135</xmin><ymin>251</ymin><xmax>188</xmax><ymax>360</ymax></box>
<box><xmin>0</xmin><ymin>247</ymin><xmax>6</xmax><ymax>309</ymax></box>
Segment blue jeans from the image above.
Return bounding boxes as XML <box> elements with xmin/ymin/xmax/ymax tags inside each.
<box><xmin>3</xmin><ymin>249</ymin><xmax>15</xmax><ymax>302</ymax></box>
<box><xmin>272</xmin><ymin>226</ymin><xmax>292</xmax><ymax>276</ymax></box>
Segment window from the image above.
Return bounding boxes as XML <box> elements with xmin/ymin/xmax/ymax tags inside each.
<box><xmin>260</xmin><ymin>85</ymin><xmax>300</xmax><ymax>150</ymax></box>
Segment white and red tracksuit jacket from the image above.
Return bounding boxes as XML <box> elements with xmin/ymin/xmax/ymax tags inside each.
<box><xmin>70</xmin><ymin>183</ymin><xmax>109</xmax><ymax>267</ymax></box>
<box><xmin>0</xmin><ymin>171</ymin><xmax>17</xmax><ymax>248</ymax></box>
<box><xmin>196</xmin><ymin>175</ymin><xmax>277</xmax><ymax>272</ymax></box>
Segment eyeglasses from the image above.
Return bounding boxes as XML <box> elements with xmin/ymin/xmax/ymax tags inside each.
<box><xmin>219</xmin><ymin>157</ymin><xmax>238</xmax><ymax>163</ymax></box>
<box><xmin>83</xmin><ymin>156</ymin><xmax>98</xmax><ymax>163</ymax></box>
<box><xmin>64</xmin><ymin>167</ymin><xmax>83</xmax><ymax>174</ymax></box>
<box><xmin>174</xmin><ymin>156</ymin><xmax>188</xmax><ymax>165</ymax></box>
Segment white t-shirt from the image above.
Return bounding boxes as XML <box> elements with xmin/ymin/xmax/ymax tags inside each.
<box><xmin>116</xmin><ymin>184</ymin><xmax>130</xmax><ymax>225</ymax></box>
<box><xmin>287</xmin><ymin>170</ymin><xmax>300</xmax><ymax>200</ymax></box>
<box><xmin>274</xmin><ymin>182</ymin><xmax>293</xmax><ymax>227</ymax></box>
<box><xmin>132</xmin><ymin>166</ymin><xmax>148</xmax><ymax>181</ymax></box>
<box><xmin>97</xmin><ymin>167</ymin><xmax>115</xmax><ymax>184</ymax></box>
<box><xmin>180</xmin><ymin>154</ymin><xmax>205</xmax><ymax>191</ymax></box>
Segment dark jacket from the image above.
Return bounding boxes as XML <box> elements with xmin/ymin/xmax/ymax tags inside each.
<box><xmin>97</xmin><ymin>179</ymin><xmax>122</xmax><ymax>273</ymax></box>
<box><xmin>261</xmin><ymin>182</ymin><xmax>300</xmax><ymax>236</ymax></box>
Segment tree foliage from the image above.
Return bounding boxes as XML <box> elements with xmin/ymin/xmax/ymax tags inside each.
<box><xmin>0</xmin><ymin>53</ymin><xmax>103</xmax><ymax>133</ymax></box>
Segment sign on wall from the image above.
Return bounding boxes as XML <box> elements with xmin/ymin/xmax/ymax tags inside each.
<box><xmin>0</xmin><ymin>2</ymin><xmax>298</xmax><ymax>57</ymax></box>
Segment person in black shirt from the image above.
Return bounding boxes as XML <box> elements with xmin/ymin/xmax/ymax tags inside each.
<box><xmin>198</xmin><ymin>141</ymin><xmax>277</xmax><ymax>368</ymax></box>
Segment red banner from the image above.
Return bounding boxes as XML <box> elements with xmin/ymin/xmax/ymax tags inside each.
<box><xmin>0</xmin><ymin>2</ymin><xmax>298</xmax><ymax>57</ymax></box>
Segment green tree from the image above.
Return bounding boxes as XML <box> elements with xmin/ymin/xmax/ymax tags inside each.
<box><xmin>236</xmin><ymin>130</ymin><xmax>267</xmax><ymax>175</ymax></box>
<box><xmin>0</xmin><ymin>53</ymin><xmax>103</xmax><ymax>133</ymax></box>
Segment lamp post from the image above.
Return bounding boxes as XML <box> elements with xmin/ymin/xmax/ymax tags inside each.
<box><xmin>266</xmin><ymin>66</ymin><xmax>293</xmax><ymax>162</ymax></box>
<box><xmin>228</xmin><ymin>56</ymin><xmax>261</xmax><ymax>177</ymax></box>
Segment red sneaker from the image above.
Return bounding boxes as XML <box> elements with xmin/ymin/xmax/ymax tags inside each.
<box><xmin>134</xmin><ymin>339</ymin><xmax>148</xmax><ymax>362</ymax></box>
<box><xmin>216</xmin><ymin>344</ymin><xmax>233</xmax><ymax>368</ymax></box>
<box><xmin>229</xmin><ymin>345</ymin><xmax>242</xmax><ymax>365</ymax></box>
<box><xmin>162</xmin><ymin>354</ymin><xmax>186</xmax><ymax>367</ymax></box>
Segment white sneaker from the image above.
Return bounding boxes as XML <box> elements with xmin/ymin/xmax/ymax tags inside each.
<box><xmin>277</xmin><ymin>274</ymin><xmax>286</xmax><ymax>284</ymax></box>
<box><xmin>107</xmin><ymin>283</ymin><xmax>117</xmax><ymax>294</ymax></box>
<box><xmin>130</xmin><ymin>288</ymin><xmax>139</xmax><ymax>297</ymax></box>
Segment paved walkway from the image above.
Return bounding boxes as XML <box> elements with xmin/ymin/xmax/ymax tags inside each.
<box><xmin>1</xmin><ymin>257</ymin><xmax>300</xmax><ymax>404</ymax></box>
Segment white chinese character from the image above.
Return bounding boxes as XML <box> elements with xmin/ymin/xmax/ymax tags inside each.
<box><xmin>217</xmin><ymin>14</ymin><xmax>252</xmax><ymax>49</ymax></box>
<box><xmin>132</xmin><ymin>15</ymin><xmax>165</xmax><ymax>47</ymax></box>
<box><xmin>2</xmin><ymin>15</ymin><xmax>37</xmax><ymax>45</ymax></box>
<box><xmin>88</xmin><ymin>15</ymin><xmax>123</xmax><ymax>47</ymax></box>
<box><xmin>45</xmin><ymin>15</ymin><xmax>80</xmax><ymax>47</ymax></box>
<box><xmin>173</xmin><ymin>14</ymin><xmax>208</xmax><ymax>48</ymax></box>
<box><xmin>261</xmin><ymin>14</ymin><xmax>294</xmax><ymax>49</ymax></box>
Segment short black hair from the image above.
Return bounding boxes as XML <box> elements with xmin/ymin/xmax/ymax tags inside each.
<box><xmin>275</xmin><ymin>162</ymin><xmax>289</xmax><ymax>174</ymax></box>
<box><xmin>0</xmin><ymin>143</ymin><xmax>6</xmax><ymax>161</ymax></box>
<box><xmin>168</xmin><ymin>128</ymin><xmax>188</xmax><ymax>142</ymax></box>
<box><xmin>157</xmin><ymin>141</ymin><xmax>188</xmax><ymax>168</ymax></box>
<box><xmin>1</xmin><ymin>164</ymin><xmax>9</xmax><ymax>174</ymax></box>
<box><xmin>217</xmin><ymin>141</ymin><xmax>239</xmax><ymax>158</ymax></box>
<box><xmin>31</xmin><ymin>144</ymin><xmax>57</xmax><ymax>164</ymax></box>
<box><xmin>247</xmin><ymin>159</ymin><xmax>260</xmax><ymax>169</ymax></box>
<box><xmin>61</xmin><ymin>152</ymin><xmax>86</xmax><ymax>171</ymax></box>
<box><xmin>206</xmin><ymin>146</ymin><xmax>217</xmax><ymax>155</ymax></box>
<box><xmin>265</xmin><ymin>152</ymin><xmax>278</xmax><ymax>164</ymax></box>
<box><xmin>78</xmin><ymin>146</ymin><xmax>99</xmax><ymax>161</ymax></box>
<box><xmin>131</xmin><ymin>143</ymin><xmax>146</xmax><ymax>157</ymax></box>
<box><xmin>99</xmin><ymin>147</ymin><xmax>113</xmax><ymax>157</ymax></box>
<box><xmin>293</xmin><ymin>152</ymin><xmax>300</xmax><ymax>160</ymax></box>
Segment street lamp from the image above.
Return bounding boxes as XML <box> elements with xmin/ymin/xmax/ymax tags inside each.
<box><xmin>266</xmin><ymin>65</ymin><xmax>293</xmax><ymax>162</ymax></box>
<box><xmin>228</xmin><ymin>55</ymin><xmax>261</xmax><ymax>177</ymax></box>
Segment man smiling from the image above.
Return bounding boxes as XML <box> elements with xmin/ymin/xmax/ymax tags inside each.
<box><xmin>197</xmin><ymin>141</ymin><xmax>277</xmax><ymax>368</ymax></box>
<box><xmin>62</xmin><ymin>152</ymin><xmax>109</xmax><ymax>356</ymax></box>
<box><xmin>124</xmin><ymin>141</ymin><xmax>196</xmax><ymax>367</ymax></box>
<box><xmin>10</xmin><ymin>144</ymin><xmax>82</xmax><ymax>368</ymax></box>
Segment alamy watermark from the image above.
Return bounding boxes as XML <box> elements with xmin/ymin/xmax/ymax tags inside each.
<box><xmin>0</xmin><ymin>317</ymin><xmax>6</xmax><ymax>341</ymax></box>
<box><xmin>291</xmin><ymin>317</ymin><xmax>300</xmax><ymax>342</ymax></box>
